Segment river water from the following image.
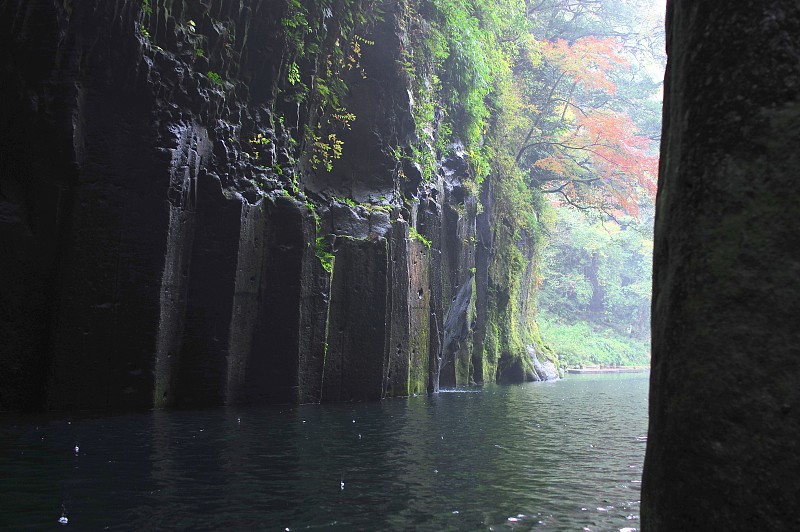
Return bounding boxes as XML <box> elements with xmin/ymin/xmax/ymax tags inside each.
<box><xmin>0</xmin><ymin>373</ymin><xmax>648</xmax><ymax>531</ymax></box>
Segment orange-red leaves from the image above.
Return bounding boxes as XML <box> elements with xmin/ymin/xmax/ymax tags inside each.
<box><xmin>541</xmin><ymin>37</ymin><xmax>629</xmax><ymax>95</ymax></box>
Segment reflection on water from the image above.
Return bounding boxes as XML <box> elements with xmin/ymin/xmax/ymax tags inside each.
<box><xmin>0</xmin><ymin>373</ymin><xmax>648</xmax><ymax>531</ymax></box>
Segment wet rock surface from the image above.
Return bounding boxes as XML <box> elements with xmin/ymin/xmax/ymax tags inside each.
<box><xmin>643</xmin><ymin>1</ymin><xmax>800</xmax><ymax>529</ymax></box>
<box><xmin>322</xmin><ymin>236</ymin><xmax>388</xmax><ymax>402</ymax></box>
<box><xmin>0</xmin><ymin>0</ymin><xmax>550</xmax><ymax>411</ymax></box>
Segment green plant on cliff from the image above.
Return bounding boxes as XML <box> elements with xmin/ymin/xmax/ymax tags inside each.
<box><xmin>316</xmin><ymin>235</ymin><xmax>335</xmax><ymax>273</ymax></box>
<box><xmin>248</xmin><ymin>133</ymin><xmax>271</xmax><ymax>161</ymax></box>
<box><xmin>304</xmin><ymin>201</ymin><xmax>335</xmax><ymax>273</ymax></box>
<box><xmin>206</xmin><ymin>71</ymin><xmax>224</xmax><ymax>87</ymax></box>
<box><xmin>408</xmin><ymin>226</ymin><xmax>432</xmax><ymax>248</ymax></box>
<box><xmin>276</xmin><ymin>0</ymin><xmax>382</xmax><ymax>175</ymax></box>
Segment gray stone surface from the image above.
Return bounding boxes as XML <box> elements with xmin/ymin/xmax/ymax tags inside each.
<box><xmin>525</xmin><ymin>346</ymin><xmax>558</xmax><ymax>382</ymax></box>
<box><xmin>321</xmin><ymin>236</ymin><xmax>388</xmax><ymax>402</ymax></box>
<box><xmin>384</xmin><ymin>220</ymin><xmax>412</xmax><ymax>398</ymax></box>
<box><xmin>408</xmin><ymin>239</ymin><xmax>431</xmax><ymax>395</ymax></box>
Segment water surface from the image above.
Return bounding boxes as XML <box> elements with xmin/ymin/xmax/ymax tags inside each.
<box><xmin>0</xmin><ymin>373</ymin><xmax>648</xmax><ymax>531</ymax></box>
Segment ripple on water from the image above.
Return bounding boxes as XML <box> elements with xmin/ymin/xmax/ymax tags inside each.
<box><xmin>0</xmin><ymin>373</ymin><xmax>649</xmax><ymax>530</ymax></box>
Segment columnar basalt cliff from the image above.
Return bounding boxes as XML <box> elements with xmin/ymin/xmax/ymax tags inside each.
<box><xmin>0</xmin><ymin>0</ymin><xmax>554</xmax><ymax>411</ymax></box>
<box><xmin>643</xmin><ymin>0</ymin><xmax>800</xmax><ymax>529</ymax></box>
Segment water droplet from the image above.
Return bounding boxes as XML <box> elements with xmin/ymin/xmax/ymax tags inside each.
<box><xmin>352</xmin><ymin>419</ymin><xmax>356</xmax><ymax>423</ymax></box>
<box><xmin>237</xmin><ymin>417</ymin><xmax>241</xmax><ymax>423</ymax></box>
<box><xmin>73</xmin><ymin>445</ymin><xmax>79</xmax><ymax>454</ymax></box>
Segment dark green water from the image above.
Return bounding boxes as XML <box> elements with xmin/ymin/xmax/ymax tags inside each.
<box><xmin>0</xmin><ymin>373</ymin><xmax>648</xmax><ymax>531</ymax></box>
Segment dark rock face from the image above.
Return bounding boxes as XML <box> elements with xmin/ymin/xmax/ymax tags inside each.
<box><xmin>384</xmin><ymin>221</ymin><xmax>412</xmax><ymax>398</ymax></box>
<box><xmin>642</xmin><ymin>1</ymin><xmax>800</xmax><ymax>529</ymax></box>
<box><xmin>0</xmin><ymin>0</ymin><xmax>545</xmax><ymax>411</ymax></box>
<box><xmin>322</xmin><ymin>236</ymin><xmax>388</xmax><ymax>402</ymax></box>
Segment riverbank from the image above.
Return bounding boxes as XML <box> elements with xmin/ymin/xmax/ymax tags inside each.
<box><xmin>566</xmin><ymin>366</ymin><xmax>650</xmax><ymax>375</ymax></box>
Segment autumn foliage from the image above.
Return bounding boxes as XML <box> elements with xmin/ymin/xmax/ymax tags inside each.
<box><xmin>520</xmin><ymin>35</ymin><xmax>659</xmax><ymax>218</ymax></box>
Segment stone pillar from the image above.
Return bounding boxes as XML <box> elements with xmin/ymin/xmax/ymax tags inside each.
<box><xmin>642</xmin><ymin>1</ymin><xmax>800</xmax><ymax>529</ymax></box>
<box><xmin>321</xmin><ymin>236</ymin><xmax>388</xmax><ymax>402</ymax></box>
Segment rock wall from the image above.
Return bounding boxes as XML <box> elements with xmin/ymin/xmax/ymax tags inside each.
<box><xmin>642</xmin><ymin>1</ymin><xmax>800</xmax><ymax>529</ymax></box>
<box><xmin>0</xmin><ymin>0</ymin><xmax>545</xmax><ymax>412</ymax></box>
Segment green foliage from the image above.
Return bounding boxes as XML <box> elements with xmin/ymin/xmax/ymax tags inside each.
<box><xmin>248</xmin><ymin>133</ymin><xmax>271</xmax><ymax>161</ymax></box>
<box><xmin>538</xmin><ymin>207</ymin><xmax>652</xmax><ymax>366</ymax></box>
<box><xmin>282</xmin><ymin>0</ymin><xmax>311</xmax><ymax>50</ymax></box>
<box><xmin>314</xmin><ymin>239</ymin><xmax>335</xmax><ymax>273</ymax></box>
<box><xmin>305</xmin><ymin>202</ymin><xmax>334</xmax><ymax>273</ymax></box>
<box><xmin>206</xmin><ymin>71</ymin><xmax>224</xmax><ymax>87</ymax></box>
<box><xmin>398</xmin><ymin>0</ymin><xmax>532</xmax><ymax>188</ymax></box>
<box><xmin>538</xmin><ymin>310</ymin><xmax>650</xmax><ymax>366</ymax></box>
<box><xmin>334</xmin><ymin>196</ymin><xmax>357</xmax><ymax>208</ymax></box>
<box><xmin>287</xmin><ymin>61</ymin><xmax>301</xmax><ymax>85</ymax></box>
<box><xmin>408</xmin><ymin>226</ymin><xmax>432</xmax><ymax>248</ymax></box>
<box><xmin>276</xmin><ymin>0</ymin><xmax>383</xmax><ymax>174</ymax></box>
<box><xmin>316</xmin><ymin>235</ymin><xmax>335</xmax><ymax>273</ymax></box>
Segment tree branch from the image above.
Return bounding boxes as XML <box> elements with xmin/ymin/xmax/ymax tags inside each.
<box><xmin>515</xmin><ymin>69</ymin><xmax>569</xmax><ymax>164</ymax></box>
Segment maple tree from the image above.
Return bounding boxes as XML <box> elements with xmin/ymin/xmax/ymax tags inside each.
<box><xmin>512</xmin><ymin>33</ymin><xmax>659</xmax><ymax>219</ymax></box>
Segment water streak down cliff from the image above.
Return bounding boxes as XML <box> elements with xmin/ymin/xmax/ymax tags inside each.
<box><xmin>0</xmin><ymin>0</ymin><xmax>553</xmax><ymax>411</ymax></box>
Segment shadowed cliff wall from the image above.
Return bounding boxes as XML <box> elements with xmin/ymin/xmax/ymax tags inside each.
<box><xmin>642</xmin><ymin>1</ymin><xmax>800</xmax><ymax>529</ymax></box>
<box><xmin>0</xmin><ymin>0</ymin><xmax>547</xmax><ymax>412</ymax></box>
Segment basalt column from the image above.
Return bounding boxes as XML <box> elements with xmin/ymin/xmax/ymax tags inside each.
<box><xmin>642</xmin><ymin>1</ymin><xmax>800</xmax><ymax>529</ymax></box>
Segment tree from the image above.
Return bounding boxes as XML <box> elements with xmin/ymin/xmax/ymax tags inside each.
<box><xmin>514</xmin><ymin>33</ymin><xmax>659</xmax><ymax>219</ymax></box>
<box><xmin>538</xmin><ymin>207</ymin><xmax>652</xmax><ymax>366</ymax></box>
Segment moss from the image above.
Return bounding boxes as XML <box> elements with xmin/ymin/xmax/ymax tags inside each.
<box><xmin>480</xmin><ymin>216</ymin><xmax>543</xmax><ymax>382</ymax></box>
<box><xmin>409</xmin><ymin>322</ymin><xmax>429</xmax><ymax>395</ymax></box>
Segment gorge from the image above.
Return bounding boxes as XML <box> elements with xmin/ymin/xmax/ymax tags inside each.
<box><xmin>1</xmin><ymin>0</ymin><xmax>555</xmax><ymax>411</ymax></box>
<box><xmin>2</xmin><ymin>0</ymin><xmax>799</xmax><ymax>530</ymax></box>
